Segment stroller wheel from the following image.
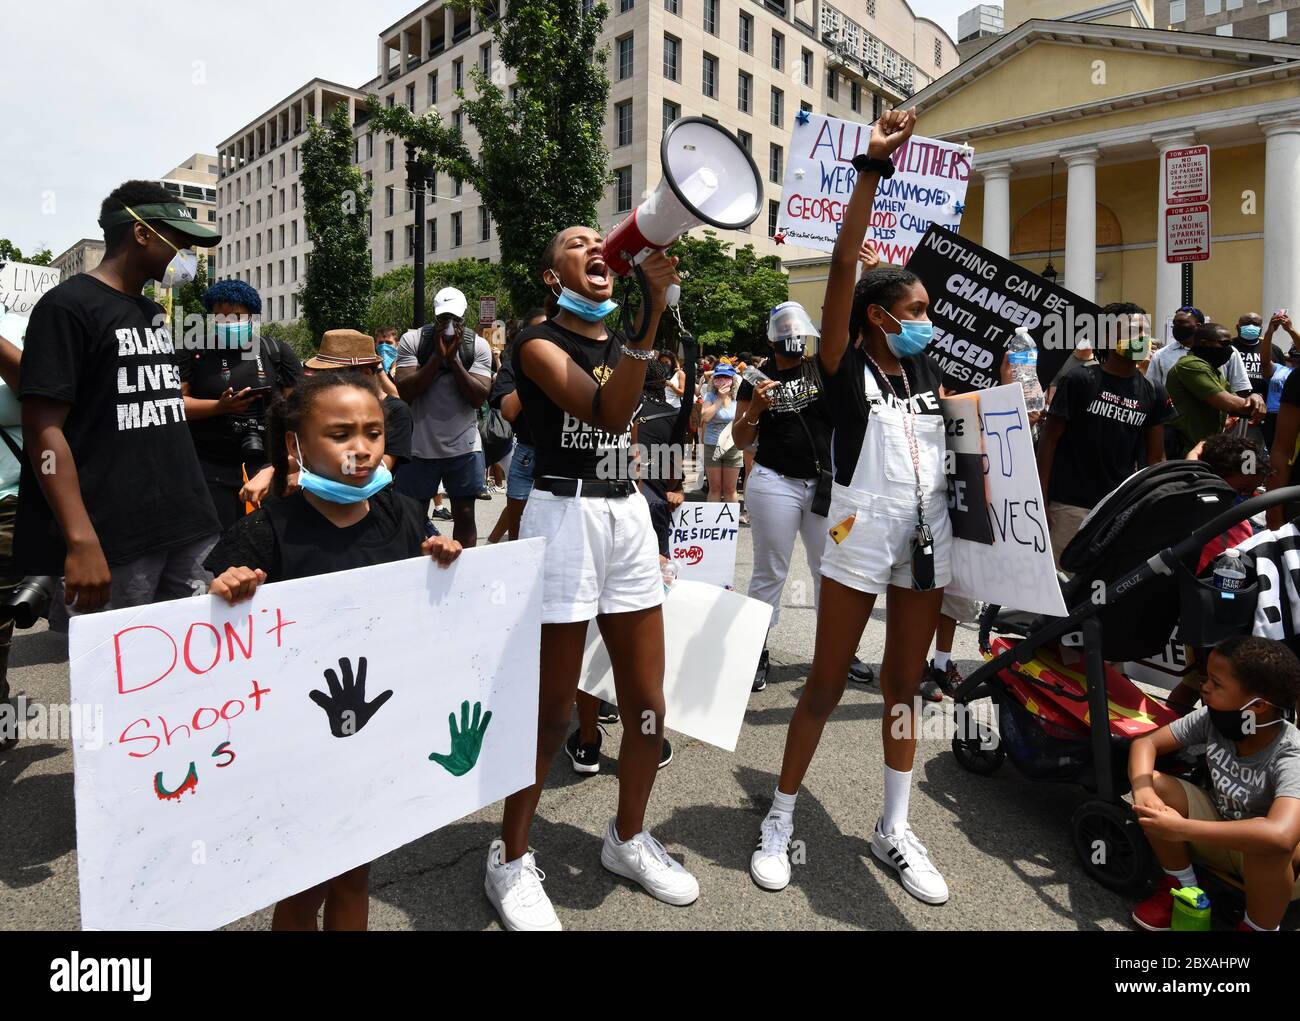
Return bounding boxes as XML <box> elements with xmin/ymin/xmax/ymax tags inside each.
<box><xmin>1069</xmin><ymin>799</ymin><xmax>1155</xmax><ymax>895</ymax></box>
<box><xmin>951</xmin><ymin>724</ymin><xmax>1004</xmax><ymax>775</ymax></box>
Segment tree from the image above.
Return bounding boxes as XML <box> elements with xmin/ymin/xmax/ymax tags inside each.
<box><xmin>172</xmin><ymin>253</ymin><xmax>210</xmax><ymax>318</ymax></box>
<box><xmin>0</xmin><ymin>239</ymin><xmax>53</xmax><ymax>265</ymax></box>
<box><xmin>367</xmin><ymin>259</ymin><xmax>514</xmax><ymax>335</ymax></box>
<box><xmin>670</xmin><ymin>231</ymin><xmax>789</xmax><ymax>352</ymax></box>
<box><xmin>366</xmin><ymin>1</ymin><xmax>612</xmax><ymax>312</ymax></box>
<box><xmin>300</xmin><ymin>104</ymin><xmax>374</xmax><ymax>344</ymax></box>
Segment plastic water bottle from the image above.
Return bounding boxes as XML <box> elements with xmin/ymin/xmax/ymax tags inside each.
<box><xmin>1211</xmin><ymin>548</ymin><xmax>1247</xmax><ymax>592</ymax></box>
<box><xmin>1007</xmin><ymin>327</ymin><xmax>1045</xmax><ymax>413</ymax></box>
<box><xmin>661</xmin><ymin>559</ymin><xmax>679</xmax><ymax>593</ymax></box>
<box><xmin>1170</xmin><ymin>886</ymin><xmax>1212</xmax><ymax>931</ymax></box>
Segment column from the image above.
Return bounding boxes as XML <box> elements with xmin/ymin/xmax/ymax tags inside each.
<box><xmin>1152</xmin><ymin>131</ymin><xmax>1196</xmax><ymax>328</ymax></box>
<box><xmin>1063</xmin><ymin>147</ymin><xmax>1100</xmax><ymax>303</ymax></box>
<box><xmin>980</xmin><ymin>160</ymin><xmax>1012</xmax><ymax>258</ymax></box>
<box><xmin>1261</xmin><ymin>116</ymin><xmax>1300</xmax><ymax>319</ymax></box>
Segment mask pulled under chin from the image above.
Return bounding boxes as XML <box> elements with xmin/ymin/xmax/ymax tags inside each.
<box><xmin>557</xmin><ymin>285</ymin><xmax>619</xmax><ymax>322</ymax></box>
<box><xmin>294</xmin><ymin>439</ymin><xmax>392</xmax><ymax>504</ymax></box>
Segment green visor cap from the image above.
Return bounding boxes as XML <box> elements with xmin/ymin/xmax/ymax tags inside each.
<box><xmin>99</xmin><ymin>202</ymin><xmax>222</xmax><ymax>247</ymax></box>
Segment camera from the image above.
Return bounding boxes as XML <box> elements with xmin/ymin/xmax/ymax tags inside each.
<box><xmin>229</xmin><ymin>408</ymin><xmax>267</xmax><ymax>460</ymax></box>
<box><xmin>0</xmin><ymin>576</ymin><xmax>57</xmax><ymax>628</ymax></box>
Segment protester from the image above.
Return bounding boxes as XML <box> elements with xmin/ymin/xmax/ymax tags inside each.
<box><xmin>1232</xmin><ymin>312</ymin><xmax>1281</xmax><ymax>403</ymax></box>
<box><xmin>700</xmin><ymin>363</ymin><xmax>741</xmax><ymax>504</ymax></box>
<box><xmin>749</xmin><ymin>109</ymin><xmax>954</xmax><ymax>905</ymax></box>
<box><xmin>16</xmin><ymin>180</ymin><xmax>221</xmax><ymax>620</ymax></box>
<box><xmin>393</xmin><ymin>287</ymin><xmax>493</xmax><ymax>546</ymax></box>
<box><xmin>204</xmin><ymin>371</ymin><xmax>462</xmax><ymax>930</ymax></box>
<box><xmin>1265</xmin><ymin>333</ymin><xmax>1300</xmax><ymax>529</ymax></box>
<box><xmin>659</xmin><ymin>350</ymin><xmax>685</xmax><ymax>410</ymax></box>
<box><xmin>373</xmin><ymin>325</ymin><xmax>402</xmax><ymax>399</ymax></box>
<box><xmin>1036</xmin><ymin>303</ymin><xmax>1172</xmax><ymax>567</ymax></box>
<box><xmin>1165</xmin><ymin>322</ymin><xmax>1264</xmax><ymax>458</ymax></box>
<box><xmin>918</xmin><ymin>595</ymin><xmax>979</xmax><ymax>702</ymax></box>
<box><xmin>733</xmin><ymin>301</ymin><xmax>833</xmax><ymax>693</ymax></box>
<box><xmin>485</xmin><ymin>226</ymin><xmax>691</xmax><ymax>931</ymax></box>
<box><xmin>180</xmin><ymin>280</ymin><xmax>302</xmax><ymax>528</ymax></box>
<box><xmin>1261</xmin><ymin>314</ymin><xmax>1300</xmax><ymax>447</ymax></box>
<box><xmin>1129</xmin><ymin>636</ymin><xmax>1300</xmax><ymax>932</ymax></box>
<box><xmin>487</xmin><ymin>309</ymin><xmax>546</xmax><ymax>544</ymax></box>
<box><xmin>0</xmin><ymin>333</ymin><xmax>23</xmax><ymax>742</ymax></box>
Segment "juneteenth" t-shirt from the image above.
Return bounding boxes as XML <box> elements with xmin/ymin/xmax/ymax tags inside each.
<box><xmin>15</xmin><ymin>273</ymin><xmax>218</xmax><ymax>571</ymax></box>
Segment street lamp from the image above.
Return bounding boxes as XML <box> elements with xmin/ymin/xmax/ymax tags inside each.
<box><xmin>406</xmin><ymin>141</ymin><xmax>433</xmax><ymax>327</ymax></box>
<box><xmin>1042</xmin><ymin>161</ymin><xmax>1058</xmax><ymax>283</ymax></box>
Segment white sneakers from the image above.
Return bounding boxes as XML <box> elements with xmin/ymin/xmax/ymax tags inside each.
<box><xmin>750</xmin><ymin>811</ymin><xmax>795</xmax><ymax>891</ymax></box>
<box><xmin>600</xmin><ymin>820</ymin><xmax>700</xmax><ymax>906</ymax></box>
<box><xmin>870</xmin><ymin>818</ymin><xmax>950</xmax><ymax>905</ymax></box>
<box><xmin>484</xmin><ymin>839</ymin><xmax>562</xmax><ymax>931</ymax></box>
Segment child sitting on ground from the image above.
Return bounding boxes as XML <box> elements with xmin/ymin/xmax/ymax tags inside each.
<box><xmin>1129</xmin><ymin>635</ymin><xmax>1300</xmax><ymax>931</ymax></box>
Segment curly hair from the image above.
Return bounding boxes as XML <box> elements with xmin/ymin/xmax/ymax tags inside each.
<box><xmin>1212</xmin><ymin>635</ymin><xmax>1300</xmax><ymax>715</ymax></box>
<box><xmin>1199</xmin><ymin>433</ymin><xmax>1266</xmax><ymax>481</ymax></box>
<box><xmin>202</xmin><ymin>279</ymin><xmax>263</xmax><ymax>315</ymax></box>
<box><xmin>267</xmin><ymin>371</ymin><xmax>381</xmax><ymax>497</ymax></box>
<box><xmin>848</xmin><ymin>267</ymin><xmax>921</xmax><ymax>345</ymax></box>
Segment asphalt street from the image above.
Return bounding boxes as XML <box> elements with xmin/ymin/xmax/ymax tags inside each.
<box><xmin>2</xmin><ymin>480</ymin><xmax>1291</xmax><ymax>932</ymax></box>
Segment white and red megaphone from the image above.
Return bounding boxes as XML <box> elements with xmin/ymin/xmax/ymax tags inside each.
<box><xmin>603</xmin><ymin>117</ymin><xmax>764</xmax><ymax>307</ymax></box>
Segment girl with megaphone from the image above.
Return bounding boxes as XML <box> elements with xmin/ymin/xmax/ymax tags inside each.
<box><xmin>483</xmin><ymin>226</ymin><xmax>690</xmax><ymax>931</ymax></box>
<box><xmin>748</xmin><ymin>108</ymin><xmax>956</xmax><ymax>908</ymax></box>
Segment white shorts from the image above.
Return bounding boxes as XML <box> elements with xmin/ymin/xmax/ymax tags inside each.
<box><xmin>521</xmin><ymin>487</ymin><xmax>664</xmax><ymax>624</ymax></box>
<box><xmin>820</xmin><ymin>486</ymin><xmax>953</xmax><ymax>596</ymax></box>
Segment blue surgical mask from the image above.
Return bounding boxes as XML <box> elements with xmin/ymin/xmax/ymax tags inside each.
<box><xmin>214</xmin><ymin>322</ymin><xmax>252</xmax><ymax>349</ymax></box>
<box><xmin>294</xmin><ymin>437</ymin><xmax>392</xmax><ymax>505</ymax></box>
<box><xmin>881</xmin><ymin>309</ymin><xmax>933</xmax><ymax>358</ymax></box>
<box><xmin>1239</xmin><ymin>324</ymin><xmax>1262</xmax><ymax>342</ymax></box>
<box><xmin>557</xmin><ymin>285</ymin><xmax>619</xmax><ymax>322</ymax></box>
<box><xmin>378</xmin><ymin>342</ymin><xmax>399</xmax><ymax>372</ymax></box>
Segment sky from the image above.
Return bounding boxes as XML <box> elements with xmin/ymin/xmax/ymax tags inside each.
<box><xmin>0</xmin><ymin>0</ymin><xmax>969</xmax><ymax>260</ymax></box>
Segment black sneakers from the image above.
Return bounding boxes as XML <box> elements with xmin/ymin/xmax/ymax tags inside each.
<box><xmin>919</xmin><ymin>659</ymin><xmax>963</xmax><ymax>702</ymax></box>
<box><xmin>659</xmin><ymin>737</ymin><xmax>673</xmax><ymax>769</ymax></box>
<box><xmin>848</xmin><ymin>657</ymin><xmax>876</xmax><ymax>685</ymax></box>
<box><xmin>565</xmin><ymin>728</ymin><xmax>601</xmax><ymax>774</ymax></box>
<box><xmin>752</xmin><ymin>649</ymin><xmax>770</xmax><ymax>692</ymax></box>
<box><xmin>597</xmin><ymin>700</ymin><xmax>620</xmax><ymax>725</ymax></box>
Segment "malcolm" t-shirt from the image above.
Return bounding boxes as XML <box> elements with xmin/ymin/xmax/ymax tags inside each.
<box><xmin>15</xmin><ymin>273</ymin><xmax>219</xmax><ymax>571</ymax></box>
<box><xmin>1170</xmin><ymin>707</ymin><xmax>1300</xmax><ymax>821</ymax></box>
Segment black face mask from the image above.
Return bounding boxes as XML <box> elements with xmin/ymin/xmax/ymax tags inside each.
<box><xmin>1172</xmin><ymin>323</ymin><xmax>1196</xmax><ymax>343</ymax></box>
<box><xmin>1193</xmin><ymin>344</ymin><xmax>1232</xmax><ymax>370</ymax></box>
<box><xmin>1208</xmin><ymin>699</ymin><xmax>1289</xmax><ymax>742</ymax></box>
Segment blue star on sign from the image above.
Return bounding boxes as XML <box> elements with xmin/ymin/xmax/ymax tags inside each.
<box><xmin>795</xmin><ymin>109</ymin><xmax>811</xmax><ymax>126</ymax></box>
<box><xmin>953</xmin><ymin>201</ymin><xmax>965</xmax><ymax>215</ymax></box>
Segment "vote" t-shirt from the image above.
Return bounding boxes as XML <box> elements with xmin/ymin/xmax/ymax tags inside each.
<box><xmin>16</xmin><ymin>273</ymin><xmax>219</xmax><ymax>571</ymax></box>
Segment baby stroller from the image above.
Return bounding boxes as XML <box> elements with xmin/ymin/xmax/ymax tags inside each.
<box><xmin>949</xmin><ymin>460</ymin><xmax>1299</xmax><ymax>894</ymax></box>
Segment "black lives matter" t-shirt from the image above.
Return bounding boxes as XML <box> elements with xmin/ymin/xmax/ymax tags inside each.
<box><xmin>513</xmin><ymin>320</ymin><xmax>633</xmax><ymax>481</ymax></box>
<box><xmin>1232</xmin><ymin>336</ymin><xmax>1285</xmax><ymax>398</ymax></box>
<box><xmin>16</xmin><ymin>273</ymin><xmax>219</xmax><ymax>571</ymax></box>
<box><xmin>1046</xmin><ymin>363</ymin><xmax>1174</xmax><ymax>510</ymax></box>
<box><xmin>737</xmin><ymin>360</ymin><xmax>834</xmax><ymax>480</ymax></box>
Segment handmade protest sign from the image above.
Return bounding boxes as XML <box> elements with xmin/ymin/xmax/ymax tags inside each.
<box><xmin>942</xmin><ymin>391</ymin><xmax>993</xmax><ymax>545</ymax></box>
<box><xmin>69</xmin><ymin>541</ymin><xmax>544</xmax><ymax>930</ymax></box>
<box><xmin>905</xmin><ymin>225</ymin><xmax>1102</xmax><ymax>393</ymax></box>
<box><xmin>946</xmin><ymin>384</ymin><xmax>1067</xmax><ymax>617</ymax></box>
<box><xmin>1124</xmin><ymin>626</ymin><xmax>1194</xmax><ymax>692</ymax></box>
<box><xmin>776</xmin><ymin>113</ymin><xmax>970</xmax><ymax>264</ymax></box>
<box><xmin>0</xmin><ymin>261</ymin><xmax>61</xmax><ymax>317</ymax></box>
<box><xmin>670</xmin><ymin>501</ymin><xmax>741</xmax><ymax>589</ymax></box>
<box><xmin>580</xmin><ymin>580</ymin><xmax>772</xmax><ymax>751</ymax></box>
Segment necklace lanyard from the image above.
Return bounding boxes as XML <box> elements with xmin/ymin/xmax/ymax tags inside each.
<box><xmin>864</xmin><ymin>353</ymin><xmax>927</xmax><ymax>527</ymax></box>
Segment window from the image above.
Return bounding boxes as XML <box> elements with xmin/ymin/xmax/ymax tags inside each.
<box><xmin>771</xmin><ymin>30</ymin><xmax>784</xmax><ymax>71</ymax></box>
<box><xmin>739</xmin><ymin>11</ymin><xmax>752</xmax><ymax>52</ymax></box>
<box><xmin>615</xmin><ymin>166</ymin><xmax>633</xmax><ymax>212</ymax></box>
<box><xmin>1169</xmin><ymin>0</ymin><xmax>1186</xmax><ymax>20</ymax></box>
<box><xmin>1215</xmin><ymin>23</ymin><xmax>1233</xmax><ymax>33</ymax></box>
<box><xmin>618</xmin><ymin>34</ymin><xmax>634</xmax><ymax>79</ymax></box>
<box><xmin>277</xmin><ymin>296</ymin><xmax>283</xmax><ymax>321</ymax></box>
<box><xmin>873</xmin><ymin>93</ymin><xmax>884</xmax><ymax>121</ymax></box>
<box><xmin>620</xmin><ymin>0</ymin><xmax>634</xmax><ymax>10</ymax></box>
<box><xmin>738</xmin><ymin>71</ymin><xmax>752</xmax><ymax>113</ymax></box>
<box><xmin>386</xmin><ymin>186</ymin><xmax>394</xmax><ymax>217</ymax></box>
<box><xmin>703</xmin><ymin>0</ymin><xmax>718</xmax><ymax>34</ymax></box>
<box><xmin>769</xmin><ymin>143</ymin><xmax>783</xmax><ymax>184</ymax></box>
<box><xmin>291</xmin><ymin>256</ymin><xmax>297</xmax><ymax>281</ymax></box>
<box><xmin>292</xmin><ymin>220</ymin><xmax>298</xmax><ymax>245</ymax></box>
<box><xmin>385</xmin><ymin>94</ymin><xmax>394</xmax><ymax>109</ymax></box>
<box><xmin>451</xmin><ymin>212</ymin><xmax>463</xmax><ymax>248</ymax></box>
<box><xmin>827</xmin><ymin>68</ymin><xmax>839</xmax><ymax>100</ymax></box>
<box><xmin>278</xmin><ymin>225</ymin><xmax>285</xmax><ymax>249</ymax></box>
<box><xmin>737</xmin><ymin>129</ymin><xmax>752</xmax><ymax>154</ymax></box>
<box><xmin>366</xmin><ymin>133</ymin><xmax>374</xmax><ymax>159</ymax></box>
<box><xmin>664</xmin><ymin>0</ymin><xmax>678</xmax><ymax>12</ymax></box>
<box><xmin>802</xmin><ymin>49</ymin><xmax>813</xmax><ymax>87</ymax></box>
<box><xmin>453</xmin><ymin>109</ymin><xmax>462</xmax><ymax>134</ymax></box>
<box><xmin>663</xmin><ymin>99</ymin><xmax>680</xmax><ymax>132</ymax></box>
<box><xmin>851</xmin><ymin>80</ymin><xmax>861</xmax><ymax>113</ymax></box>
<box><xmin>770</xmin><ymin>87</ymin><xmax>783</xmax><ymax>128</ymax></box>
<box><xmin>256</xmin><ymin>200</ymin><xmax>262</xmax><ymax>223</ymax></box>
<box><xmin>385</xmin><ymin>230</ymin><xmax>394</xmax><ymax>262</ymax></box>
<box><xmin>616</xmin><ymin>100</ymin><xmax>633</xmax><ymax>146</ymax></box>
<box><xmin>385</xmin><ymin>140</ymin><xmax>394</xmax><ymax>171</ymax></box>
<box><xmin>278</xmin><ymin>260</ymin><xmax>284</xmax><ymax>285</ymax></box>
<box><xmin>481</xmin><ymin>43</ymin><xmax>492</xmax><ymax>77</ymax></box>
<box><xmin>407</xmin><ymin>186</ymin><xmax>414</xmax><ymax>212</ymax></box>
<box><xmin>454</xmin><ymin>176</ymin><xmax>463</xmax><ymax>197</ymax></box>
<box><xmin>428</xmin><ymin>71</ymin><xmax>438</xmax><ymax>105</ymax></box>
<box><xmin>800</xmin><ymin>99</ymin><xmax>812</xmax><ymax>113</ymax></box>
<box><xmin>663</xmin><ymin>34</ymin><xmax>680</xmax><ymax>81</ymax></box>
<box><xmin>480</xmin><ymin>207</ymin><xmax>491</xmax><ymax>242</ymax></box>
<box><xmin>406</xmin><ymin>83</ymin><xmax>415</xmax><ymax>111</ymax></box>
<box><xmin>767</xmin><ymin>200</ymin><xmax>779</xmax><ymax>238</ymax></box>
<box><xmin>454</xmin><ymin>59</ymin><xmax>463</xmax><ymax>92</ymax></box>
<box><xmin>1270</xmin><ymin>10</ymin><xmax>1287</xmax><ymax>36</ymax></box>
<box><xmin>406</xmin><ymin>225</ymin><xmax>415</xmax><ymax>257</ymax></box>
<box><xmin>702</xmin><ymin>53</ymin><xmax>717</xmax><ymax>98</ymax></box>
<box><xmin>428</xmin><ymin>218</ymin><xmax>438</xmax><ymax>252</ymax></box>
<box><xmin>1204</xmin><ymin>0</ymin><xmax>1220</xmax><ymax>13</ymax></box>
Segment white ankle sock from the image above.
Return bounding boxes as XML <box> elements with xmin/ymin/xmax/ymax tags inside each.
<box><xmin>933</xmin><ymin>651</ymin><xmax>951</xmax><ymax>671</ymax></box>
<box><xmin>881</xmin><ymin>766</ymin><xmax>912</xmax><ymax>835</ymax></box>
<box><xmin>772</xmin><ymin>788</ymin><xmax>798</xmax><ymax>816</ymax></box>
<box><xmin>1244</xmin><ymin>912</ymin><xmax>1278</xmax><ymax>931</ymax></box>
<box><xmin>1165</xmin><ymin>864</ymin><xmax>1197</xmax><ymax>888</ymax></box>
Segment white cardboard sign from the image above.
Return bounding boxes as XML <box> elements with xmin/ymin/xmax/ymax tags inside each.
<box><xmin>69</xmin><ymin>541</ymin><xmax>544</xmax><ymax>930</ymax></box>
<box><xmin>669</xmin><ymin>501</ymin><xmax>741</xmax><ymax>589</ymax></box>
<box><xmin>0</xmin><ymin>260</ymin><xmax>61</xmax><ymax>317</ymax></box>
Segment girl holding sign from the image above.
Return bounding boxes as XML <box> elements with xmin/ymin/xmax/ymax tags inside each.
<box><xmin>749</xmin><ymin>108</ymin><xmax>955</xmax><ymax>906</ymax></box>
<box><xmin>204</xmin><ymin>370</ymin><xmax>463</xmax><ymax>930</ymax></box>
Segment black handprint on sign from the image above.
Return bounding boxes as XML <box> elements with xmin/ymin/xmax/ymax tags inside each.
<box><xmin>308</xmin><ymin>657</ymin><xmax>393</xmax><ymax>738</ymax></box>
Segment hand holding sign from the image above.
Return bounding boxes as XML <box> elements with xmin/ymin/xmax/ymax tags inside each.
<box><xmin>309</xmin><ymin>656</ymin><xmax>392</xmax><ymax>738</ymax></box>
<box><xmin>429</xmin><ymin>700</ymin><xmax>492</xmax><ymax>776</ymax></box>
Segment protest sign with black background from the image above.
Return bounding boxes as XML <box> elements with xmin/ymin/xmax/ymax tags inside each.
<box><xmin>905</xmin><ymin>225</ymin><xmax>1101</xmax><ymax>393</ymax></box>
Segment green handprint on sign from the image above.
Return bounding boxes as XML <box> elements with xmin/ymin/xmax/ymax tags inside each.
<box><xmin>429</xmin><ymin>700</ymin><xmax>492</xmax><ymax>777</ymax></box>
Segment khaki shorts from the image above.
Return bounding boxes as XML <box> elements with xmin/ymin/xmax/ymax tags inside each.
<box><xmin>704</xmin><ymin>443</ymin><xmax>744</xmax><ymax>470</ymax></box>
<box><xmin>941</xmin><ymin>592</ymin><xmax>979</xmax><ymax>623</ymax></box>
<box><xmin>1048</xmin><ymin>501</ymin><xmax>1090</xmax><ymax>572</ymax></box>
<box><xmin>1175</xmin><ymin>778</ymin><xmax>1300</xmax><ymax>898</ymax></box>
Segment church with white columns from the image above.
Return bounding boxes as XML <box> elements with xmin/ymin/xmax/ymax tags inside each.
<box><xmin>904</xmin><ymin>19</ymin><xmax>1300</xmax><ymax>328</ymax></box>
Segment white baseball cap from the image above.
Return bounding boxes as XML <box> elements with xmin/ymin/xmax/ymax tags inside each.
<box><xmin>434</xmin><ymin>287</ymin><xmax>468</xmax><ymax>319</ymax></box>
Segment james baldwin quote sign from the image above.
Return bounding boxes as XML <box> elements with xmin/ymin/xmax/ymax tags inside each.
<box><xmin>776</xmin><ymin>112</ymin><xmax>971</xmax><ymax>264</ymax></box>
<box><xmin>906</xmin><ymin>225</ymin><xmax>1102</xmax><ymax>394</ymax></box>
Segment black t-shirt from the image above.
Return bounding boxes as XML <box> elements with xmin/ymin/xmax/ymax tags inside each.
<box><xmin>383</xmin><ymin>395</ymin><xmax>413</xmax><ymax>465</ymax></box>
<box><xmin>513</xmin><ymin>321</ymin><xmax>632</xmax><ymax>481</ymax></box>
<box><xmin>178</xmin><ymin>336</ymin><xmax>302</xmax><ymax>465</ymax></box>
<box><xmin>634</xmin><ymin>396</ymin><xmax>683</xmax><ymax>500</ymax></box>
<box><xmin>819</xmin><ymin>344</ymin><xmax>944</xmax><ymax>488</ymax></box>
<box><xmin>488</xmin><ymin>353</ymin><xmax>532</xmax><ymax>447</ymax></box>
<box><xmin>1046</xmin><ymin>364</ymin><xmax>1174</xmax><ymax>509</ymax></box>
<box><xmin>204</xmin><ymin>487</ymin><xmax>426</xmax><ymax>583</ymax></box>
<box><xmin>15</xmin><ymin>273</ymin><xmax>219</xmax><ymax>571</ymax></box>
<box><xmin>737</xmin><ymin>360</ymin><xmax>834</xmax><ymax>480</ymax></box>
<box><xmin>1232</xmin><ymin>337</ymin><xmax>1285</xmax><ymax>398</ymax></box>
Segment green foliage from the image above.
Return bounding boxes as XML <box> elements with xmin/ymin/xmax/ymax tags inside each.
<box><xmin>300</xmin><ymin>104</ymin><xmax>374</xmax><ymax>340</ymax></box>
<box><xmin>366</xmin><ymin>0</ymin><xmax>612</xmax><ymax>313</ymax></box>
<box><xmin>261</xmin><ymin>320</ymin><xmax>318</xmax><ymax>364</ymax></box>
<box><xmin>0</xmin><ymin>239</ymin><xmax>53</xmax><ymax>265</ymax></box>
<box><xmin>368</xmin><ymin>259</ymin><xmax>512</xmax><ymax>335</ymax></box>
<box><xmin>672</xmin><ymin>231</ymin><xmax>789</xmax><ymax>352</ymax></box>
<box><xmin>171</xmin><ymin>255</ymin><xmax>210</xmax><ymax>319</ymax></box>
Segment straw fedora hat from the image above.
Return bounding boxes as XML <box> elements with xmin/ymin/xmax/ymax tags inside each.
<box><xmin>304</xmin><ymin>329</ymin><xmax>383</xmax><ymax>370</ymax></box>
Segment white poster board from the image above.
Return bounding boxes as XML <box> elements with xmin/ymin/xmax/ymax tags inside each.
<box><xmin>669</xmin><ymin>501</ymin><xmax>741</xmax><ymax>589</ymax></box>
<box><xmin>579</xmin><ymin>580</ymin><xmax>771</xmax><ymax>752</ymax></box>
<box><xmin>775</xmin><ymin>112</ymin><xmax>971</xmax><ymax>265</ymax></box>
<box><xmin>946</xmin><ymin>384</ymin><xmax>1068</xmax><ymax>617</ymax></box>
<box><xmin>0</xmin><ymin>260</ymin><xmax>61</xmax><ymax>317</ymax></box>
<box><xmin>1124</xmin><ymin>626</ymin><xmax>1194</xmax><ymax>692</ymax></box>
<box><xmin>69</xmin><ymin>541</ymin><xmax>544</xmax><ymax>931</ymax></box>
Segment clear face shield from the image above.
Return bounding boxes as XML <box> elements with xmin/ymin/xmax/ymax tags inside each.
<box><xmin>767</xmin><ymin>301</ymin><xmax>820</xmax><ymax>357</ymax></box>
